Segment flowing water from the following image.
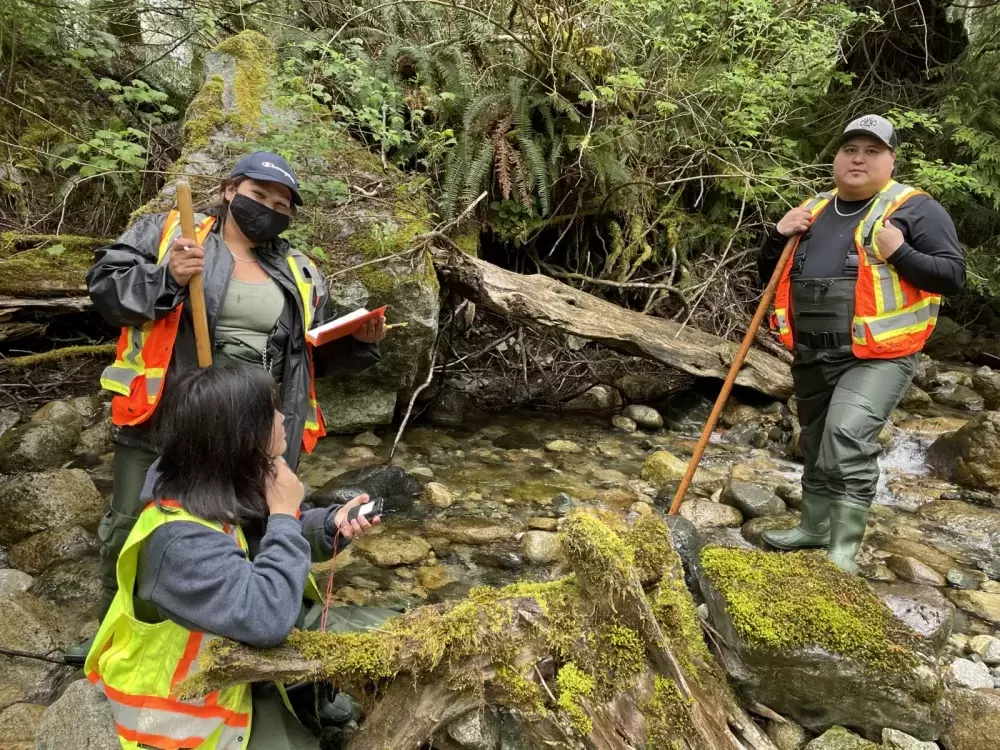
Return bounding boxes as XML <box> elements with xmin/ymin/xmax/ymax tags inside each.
<box><xmin>294</xmin><ymin>400</ymin><xmax>1000</xmax><ymax>638</ymax></box>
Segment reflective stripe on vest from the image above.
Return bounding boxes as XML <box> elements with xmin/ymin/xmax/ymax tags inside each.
<box><xmin>851</xmin><ymin>180</ymin><xmax>942</xmax><ymax>354</ymax></box>
<box><xmin>772</xmin><ymin>181</ymin><xmax>940</xmax><ymax>359</ymax></box>
<box><xmin>101</xmin><ymin>218</ymin><xmax>327</xmax><ymax>452</ymax></box>
<box><xmin>771</xmin><ymin>192</ymin><xmax>832</xmax><ymax>351</ymax></box>
<box><xmin>101</xmin><ymin>212</ymin><xmax>216</xmax><ymax>424</ymax></box>
<box><xmin>285</xmin><ymin>253</ymin><xmax>326</xmax><ymax>448</ymax></box>
<box><xmin>84</xmin><ymin>501</ymin><xmax>252</xmax><ymax>750</ymax></box>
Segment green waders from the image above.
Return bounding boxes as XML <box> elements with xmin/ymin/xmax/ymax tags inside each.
<box><xmin>761</xmin><ymin>278</ymin><xmax>917</xmax><ymax>573</ymax></box>
<box><xmin>248</xmin><ymin>604</ymin><xmax>398</xmax><ymax>750</ymax></box>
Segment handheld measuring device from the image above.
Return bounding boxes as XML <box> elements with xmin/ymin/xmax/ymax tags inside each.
<box><xmin>345</xmin><ymin>497</ymin><xmax>384</xmax><ymax>523</ymax></box>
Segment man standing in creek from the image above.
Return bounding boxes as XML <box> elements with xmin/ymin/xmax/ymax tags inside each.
<box><xmin>757</xmin><ymin>115</ymin><xmax>966</xmax><ymax>573</ymax></box>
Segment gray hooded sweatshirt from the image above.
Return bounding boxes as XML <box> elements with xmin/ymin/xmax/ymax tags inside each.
<box><xmin>134</xmin><ymin>461</ymin><xmax>347</xmax><ymax>647</ymax></box>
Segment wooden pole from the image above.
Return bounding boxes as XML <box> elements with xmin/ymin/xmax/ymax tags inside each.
<box><xmin>175</xmin><ymin>181</ymin><xmax>213</xmax><ymax>368</ymax></box>
<box><xmin>667</xmin><ymin>237</ymin><xmax>796</xmax><ymax>515</ymax></box>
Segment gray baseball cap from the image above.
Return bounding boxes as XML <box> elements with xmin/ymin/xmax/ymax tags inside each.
<box><xmin>839</xmin><ymin>114</ymin><xmax>898</xmax><ymax>150</ymax></box>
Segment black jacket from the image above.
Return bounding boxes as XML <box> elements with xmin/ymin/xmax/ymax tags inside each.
<box><xmin>758</xmin><ymin>193</ymin><xmax>965</xmax><ymax>296</ymax></box>
<box><xmin>87</xmin><ymin>210</ymin><xmax>380</xmax><ymax>468</ymax></box>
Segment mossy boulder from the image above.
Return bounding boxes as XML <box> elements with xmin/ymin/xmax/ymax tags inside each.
<box><xmin>314</xmin><ymin>378</ymin><xmax>396</xmax><ymax>434</ymax></box>
<box><xmin>0</xmin><ymin>233</ymin><xmax>106</xmax><ymax>297</ymax></box>
<box><xmin>353</xmin><ymin>531</ymin><xmax>431</xmax><ymax>567</ymax></box>
<box><xmin>143</xmin><ymin>30</ymin><xmax>438</xmax><ymax>432</ymax></box>
<box><xmin>640</xmin><ymin>451</ymin><xmax>689</xmax><ymax>488</ymax></box>
<box><xmin>805</xmin><ymin>726</ymin><xmax>879</xmax><ymax>750</ymax></box>
<box><xmin>698</xmin><ymin>547</ymin><xmax>947</xmax><ymax>741</ymax></box>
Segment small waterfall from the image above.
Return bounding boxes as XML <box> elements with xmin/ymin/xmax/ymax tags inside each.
<box><xmin>875</xmin><ymin>428</ymin><xmax>933</xmax><ymax>506</ymax></box>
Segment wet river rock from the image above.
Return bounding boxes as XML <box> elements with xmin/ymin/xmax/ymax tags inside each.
<box><xmin>34</xmin><ymin>679</ymin><xmax>118</xmax><ymax>750</ymax></box>
<box><xmin>721</xmin><ymin>481</ymin><xmax>786</xmax><ymax>519</ymax></box>
<box><xmin>310</xmin><ymin>466</ymin><xmax>422</xmax><ymax>515</ymax></box>
<box><xmin>870</xmin><ymin>583</ymin><xmax>954</xmax><ymax>654</ymax></box>
<box><xmin>353</xmin><ymin>531</ymin><xmax>432</xmax><ymax>567</ymax></box>
<box><xmin>8</xmin><ymin>526</ymin><xmax>99</xmax><ymax>576</ymax></box>
<box><xmin>927</xmin><ymin>412</ymin><xmax>1000</xmax><ymax>491</ymax></box>
<box><xmin>944</xmin><ymin>687</ymin><xmax>1000</xmax><ymax>750</ymax></box>
<box><xmin>0</xmin><ymin>470</ymin><xmax>104</xmax><ymax>546</ymax></box>
<box><xmin>0</xmin><ymin>421</ymin><xmax>80</xmax><ymax>473</ymax></box>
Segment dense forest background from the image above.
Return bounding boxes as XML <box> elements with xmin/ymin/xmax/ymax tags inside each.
<box><xmin>2</xmin><ymin>0</ymin><xmax>999</xmax><ymax>339</ymax></box>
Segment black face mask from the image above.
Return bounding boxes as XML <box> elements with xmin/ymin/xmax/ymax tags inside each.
<box><xmin>228</xmin><ymin>194</ymin><xmax>290</xmax><ymax>244</ymax></box>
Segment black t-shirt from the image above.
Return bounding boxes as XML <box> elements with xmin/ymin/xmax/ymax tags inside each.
<box><xmin>757</xmin><ymin>193</ymin><xmax>966</xmax><ymax>295</ymax></box>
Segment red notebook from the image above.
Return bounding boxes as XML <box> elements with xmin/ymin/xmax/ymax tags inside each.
<box><xmin>306</xmin><ymin>306</ymin><xmax>387</xmax><ymax>346</ymax></box>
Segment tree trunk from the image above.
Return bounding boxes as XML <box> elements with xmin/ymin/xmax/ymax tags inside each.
<box><xmin>431</xmin><ymin>248</ymin><xmax>793</xmax><ymax>399</ymax></box>
<box><xmin>176</xmin><ymin>513</ymin><xmax>778</xmax><ymax>750</ymax></box>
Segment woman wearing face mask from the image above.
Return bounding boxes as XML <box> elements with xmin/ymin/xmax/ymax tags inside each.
<box><xmin>72</xmin><ymin>152</ymin><xmax>386</xmax><ymax>664</ymax></box>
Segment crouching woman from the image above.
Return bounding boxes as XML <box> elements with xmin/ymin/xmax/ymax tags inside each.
<box><xmin>85</xmin><ymin>363</ymin><xmax>390</xmax><ymax>750</ymax></box>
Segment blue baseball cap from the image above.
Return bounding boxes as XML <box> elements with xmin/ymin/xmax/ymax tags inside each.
<box><xmin>231</xmin><ymin>151</ymin><xmax>302</xmax><ymax>205</ymax></box>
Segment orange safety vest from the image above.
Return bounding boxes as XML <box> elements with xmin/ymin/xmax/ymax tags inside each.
<box><xmin>100</xmin><ymin>211</ymin><xmax>327</xmax><ymax>452</ymax></box>
<box><xmin>772</xmin><ymin>180</ymin><xmax>941</xmax><ymax>359</ymax></box>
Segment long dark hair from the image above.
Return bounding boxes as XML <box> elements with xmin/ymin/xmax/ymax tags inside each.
<box><xmin>153</xmin><ymin>363</ymin><xmax>277</xmax><ymax>523</ymax></box>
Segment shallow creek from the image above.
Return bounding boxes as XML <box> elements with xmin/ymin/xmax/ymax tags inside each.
<box><xmin>293</xmin><ymin>401</ymin><xmax>1000</xmax><ymax>639</ymax></box>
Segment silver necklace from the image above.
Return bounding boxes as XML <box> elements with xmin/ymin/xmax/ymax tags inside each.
<box><xmin>833</xmin><ymin>195</ymin><xmax>875</xmax><ymax>217</ymax></box>
<box><xmin>230</xmin><ymin>250</ymin><xmax>258</xmax><ymax>264</ymax></box>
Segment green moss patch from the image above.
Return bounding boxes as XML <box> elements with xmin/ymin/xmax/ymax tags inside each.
<box><xmin>643</xmin><ymin>676</ymin><xmax>695</xmax><ymax>749</ymax></box>
<box><xmin>0</xmin><ymin>233</ymin><xmax>106</xmax><ymax>295</ymax></box>
<box><xmin>182</xmin><ymin>32</ymin><xmax>274</xmax><ymax>148</ymax></box>
<box><xmin>700</xmin><ymin>547</ymin><xmax>918</xmax><ymax>674</ymax></box>
<box><xmin>186</xmin><ymin>513</ymin><xmax>705</xmax><ymax>739</ymax></box>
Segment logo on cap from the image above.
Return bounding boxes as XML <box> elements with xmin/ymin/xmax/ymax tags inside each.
<box><xmin>261</xmin><ymin>160</ymin><xmax>296</xmax><ymax>185</ymax></box>
<box><xmin>858</xmin><ymin>116</ymin><xmax>880</xmax><ymax>130</ymax></box>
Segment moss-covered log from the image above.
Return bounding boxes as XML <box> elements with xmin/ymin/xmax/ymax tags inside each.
<box><xmin>0</xmin><ymin>233</ymin><xmax>107</xmax><ymax>297</ymax></box>
<box><xmin>178</xmin><ymin>512</ymin><xmax>776</xmax><ymax>750</ymax></box>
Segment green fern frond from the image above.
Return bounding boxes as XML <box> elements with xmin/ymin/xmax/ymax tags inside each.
<box><xmin>463</xmin><ymin>92</ymin><xmax>508</xmax><ymax>139</ymax></box>
<box><xmin>442</xmin><ymin>148</ymin><xmax>468</xmax><ymax>220</ymax></box>
<box><xmin>462</xmin><ymin>139</ymin><xmax>495</xmax><ymax>210</ymax></box>
<box><xmin>434</xmin><ymin>46</ymin><xmax>472</xmax><ymax>101</ymax></box>
<box><xmin>517</xmin><ymin>130</ymin><xmax>550</xmax><ymax>215</ymax></box>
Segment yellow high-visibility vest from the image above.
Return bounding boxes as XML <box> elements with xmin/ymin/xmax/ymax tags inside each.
<box><xmin>85</xmin><ymin>500</ymin><xmax>252</xmax><ymax>749</ymax></box>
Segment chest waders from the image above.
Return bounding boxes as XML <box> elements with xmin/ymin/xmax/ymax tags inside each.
<box><xmin>762</xmin><ymin>281</ymin><xmax>917</xmax><ymax>574</ymax></box>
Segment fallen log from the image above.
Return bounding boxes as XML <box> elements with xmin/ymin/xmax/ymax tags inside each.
<box><xmin>0</xmin><ymin>343</ymin><xmax>115</xmax><ymax>370</ymax></box>
<box><xmin>177</xmin><ymin>512</ymin><xmax>777</xmax><ymax>750</ymax></box>
<box><xmin>0</xmin><ymin>234</ymin><xmax>106</xmax><ymax>297</ymax></box>
<box><xmin>431</xmin><ymin>248</ymin><xmax>793</xmax><ymax>399</ymax></box>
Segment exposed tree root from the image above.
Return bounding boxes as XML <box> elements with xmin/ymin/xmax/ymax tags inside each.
<box><xmin>177</xmin><ymin>512</ymin><xmax>777</xmax><ymax>750</ymax></box>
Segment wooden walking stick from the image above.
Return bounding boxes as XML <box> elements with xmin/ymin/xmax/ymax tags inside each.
<box><xmin>667</xmin><ymin>238</ymin><xmax>797</xmax><ymax>515</ymax></box>
<box><xmin>176</xmin><ymin>181</ymin><xmax>213</xmax><ymax>368</ymax></box>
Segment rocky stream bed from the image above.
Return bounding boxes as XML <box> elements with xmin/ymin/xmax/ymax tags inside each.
<box><xmin>2</xmin><ymin>354</ymin><xmax>1000</xmax><ymax>749</ymax></box>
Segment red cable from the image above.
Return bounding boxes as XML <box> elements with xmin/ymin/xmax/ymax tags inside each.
<box><xmin>320</xmin><ymin>524</ymin><xmax>343</xmax><ymax>632</ymax></box>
